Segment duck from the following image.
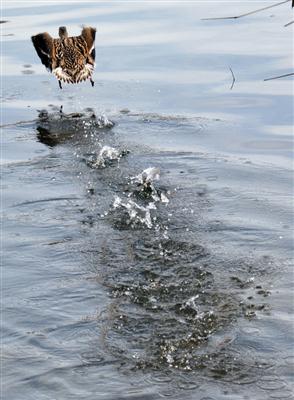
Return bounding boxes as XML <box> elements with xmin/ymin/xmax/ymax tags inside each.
<box><xmin>31</xmin><ymin>26</ymin><xmax>96</xmax><ymax>89</ymax></box>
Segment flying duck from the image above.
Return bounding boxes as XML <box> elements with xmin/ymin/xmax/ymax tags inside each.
<box><xmin>31</xmin><ymin>26</ymin><xmax>96</xmax><ymax>89</ymax></box>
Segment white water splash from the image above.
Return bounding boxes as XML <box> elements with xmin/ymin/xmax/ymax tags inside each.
<box><xmin>100</xmin><ymin>145</ymin><xmax>120</xmax><ymax>160</ymax></box>
<box><xmin>97</xmin><ymin>115</ymin><xmax>114</xmax><ymax>128</ymax></box>
<box><xmin>185</xmin><ymin>295</ymin><xmax>199</xmax><ymax>311</ymax></box>
<box><xmin>92</xmin><ymin>146</ymin><xmax>121</xmax><ymax>168</ymax></box>
<box><xmin>132</xmin><ymin>167</ymin><xmax>169</xmax><ymax>204</ymax></box>
<box><xmin>160</xmin><ymin>192</ymin><xmax>169</xmax><ymax>204</ymax></box>
<box><xmin>133</xmin><ymin>167</ymin><xmax>160</xmax><ymax>185</ymax></box>
<box><xmin>113</xmin><ymin>196</ymin><xmax>157</xmax><ymax>228</ymax></box>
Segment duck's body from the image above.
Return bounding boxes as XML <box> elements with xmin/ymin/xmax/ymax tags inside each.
<box><xmin>31</xmin><ymin>26</ymin><xmax>96</xmax><ymax>89</ymax></box>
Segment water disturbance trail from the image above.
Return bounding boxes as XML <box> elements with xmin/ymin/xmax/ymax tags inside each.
<box><xmin>3</xmin><ymin>108</ymin><xmax>293</xmax><ymax>399</ymax></box>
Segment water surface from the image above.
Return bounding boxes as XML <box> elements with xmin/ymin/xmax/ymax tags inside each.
<box><xmin>1</xmin><ymin>1</ymin><xmax>293</xmax><ymax>399</ymax></box>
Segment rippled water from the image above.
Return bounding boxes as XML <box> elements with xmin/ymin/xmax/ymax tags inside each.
<box><xmin>2</xmin><ymin>1</ymin><xmax>293</xmax><ymax>400</ymax></box>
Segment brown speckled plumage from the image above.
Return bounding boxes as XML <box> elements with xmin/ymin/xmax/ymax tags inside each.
<box><xmin>31</xmin><ymin>26</ymin><xmax>96</xmax><ymax>89</ymax></box>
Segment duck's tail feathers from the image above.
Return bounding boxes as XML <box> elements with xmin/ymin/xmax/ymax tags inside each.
<box><xmin>75</xmin><ymin>63</ymin><xmax>94</xmax><ymax>83</ymax></box>
<box><xmin>53</xmin><ymin>67</ymin><xmax>74</xmax><ymax>84</ymax></box>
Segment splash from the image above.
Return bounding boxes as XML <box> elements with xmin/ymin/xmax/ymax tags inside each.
<box><xmin>90</xmin><ymin>146</ymin><xmax>122</xmax><ymax>168</ymax></box>
<box><xmin>106</xmin><ymin>167</ymin><xmax>169</xmax><ymax>230</ymax></box>
<box><xmin>131</xmin><ymin>167</ymin><xmax>169</xmax><ymax>204</ymax></box>
<box><xmin>96</xmin><ymin>115</ymin><xmax>115</xmax><ymax>129</ymax></box>
<box><xmin>112</xmin><ymin>196</ymin><xmax>156</xmax><ymax>229</ymax></box>
<box><xmin>133</xmin><ymin>167</ymin><xmax>160</xmax><ymax>185</ymax></box>
<box><xmin>36</xmin><ymin>109</ymin><xmax>115</xmax><ymax>147</ymax></box>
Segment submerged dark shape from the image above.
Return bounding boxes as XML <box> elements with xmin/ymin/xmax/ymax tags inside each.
<box><xmin>31</xmin><ymin>26</ymin><xmax>96</xmax><ymax>89</ymax></box>
<box><xmin>35</xmin><ymin>109</ymin><xmax>114</xmax><ymax>147</ymax></box>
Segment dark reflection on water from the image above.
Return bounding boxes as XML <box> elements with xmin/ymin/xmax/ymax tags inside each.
<box><xmin>36</xmin><ymin>108</ymin><xmax>114</xmax><ymax>147</ymax></box>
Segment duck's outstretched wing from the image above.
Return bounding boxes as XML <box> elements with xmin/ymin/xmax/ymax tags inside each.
<box><xmin>76</xmin><ymin>26</ymin><xmax>96</xmax><ymax>85</ymax></box>
<box><xmin>31</xmin><ymin>32</ymin><xmax>53</xmax><ymax>71</ymax></box>
<box><xmin>80</xmin><ymin>26</ymin><xmax>96</xmax><ymax>61</ymax></box>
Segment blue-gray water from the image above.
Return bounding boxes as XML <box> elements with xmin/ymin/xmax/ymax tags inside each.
<box><xmin>1</xmin><ymin>1</ymin><xmax>293</xmax><ymax>399</ymax></box>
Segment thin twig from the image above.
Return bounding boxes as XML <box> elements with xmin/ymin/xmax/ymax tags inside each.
<box><xmin>284</xmin><ymin>20</ymin><xmax>294</xmax><ymax>26</ymax></box>
<box><xmin>264</xmin><ymin>72</ymin><xmax>294</xmax><ymax>81</ymax></box>
<box><xmin>201</xmin><ymin>0</ymin><xmax>290</xmax><ymax>21</ymax></box>
<box><xmin>229</xmin><ymin>67</ymin><xmax>236</xmax><ymax>90</ymax></box>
